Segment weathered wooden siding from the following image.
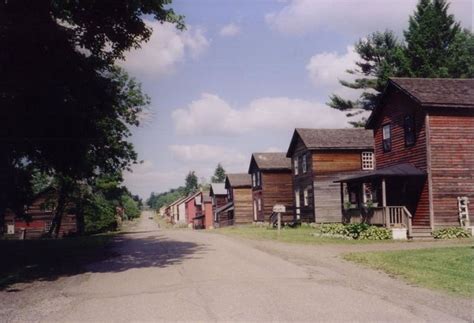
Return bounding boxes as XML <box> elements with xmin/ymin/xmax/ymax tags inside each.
<box><xmin>260</xmin><ymin>172</ymin><xmax>294</xmax><ymax>222</ymax></box>
<box><xmin>373</xmin><ymin>90</ymin><xmax>428</xmax><ymax>170</ymax></box>
<box><xmin>429</xmin><ymin>113</ymin><xmax>474</xmax><ymax>227</ymax></box>
<box><xmin>313</xmin><ymin>152</ymin><xmax>366</xmax><ymax>223</ymax></box>
<box><xmin>291</xmin><ymin>138</ymin><xmax>314</xmax><ymax>222</ymax></box>
<box><xmin>372</xmin><ymin>89</ymin><xmax>430</xmax><ymax>225</ymax></box>
<box><xmin>203</xmin><ymin>201</ymin><xmax>214</xmax><ymax>228</ymax></box>
<box><xmin>233</xmin><ymin>187</ymin><xmax>254</xmax><ymax>224</ymax></box>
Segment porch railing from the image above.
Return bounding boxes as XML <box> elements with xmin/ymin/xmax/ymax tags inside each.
<box><xmin>384</xmin><ymin>206</ymin><xmax>413</xmax><ymax>236</ymax></box>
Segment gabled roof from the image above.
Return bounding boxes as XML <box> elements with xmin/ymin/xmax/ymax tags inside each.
<box><xmin>367</xmin><ymin>78</ymin><xmax>474</xmax><ymax>128</ymax></box>
<box><xmin>169</xmin><ymin>195</ymin><xmax>187</xmax><ymax>207</ymax></box>
<box><xmin>248</xmin><ymin>152</ymin><xmax>291</xmax><ymax>173</ymax></box>
<box><xmin>225</xmin><ymin>173</ymin><xmax>251</xmax><ymax>188</ymax></box>
<box><xmin>286</xmin><ymin>128</ymin><xmax>374</xmax><ymax>157</ymax></box>
<box><xmin>183</xmin><ymin>191</ymin><xmax>201</xmax><ymax>204</ymax></box>
<box><xmin>210</xmin><ymin>183</ymin><xmax>226</xmax><ymax>196</ymax></box>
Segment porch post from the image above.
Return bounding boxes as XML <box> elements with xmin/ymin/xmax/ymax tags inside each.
<box><xmin>340</xmin><ymin>182</ymin><xmax>344</xmax><ymax>213</ymax></box>
<box><xmin>381</xmin><ymin>177</ymin><xmax>388</xmax><ymax>227</ymax></box>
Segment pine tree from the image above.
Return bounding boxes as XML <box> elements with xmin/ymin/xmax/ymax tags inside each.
<box><xmin>211</xmin><ymin>163</ymin><xmax>226</xmax><ymax>183</ymax></box>
<box><xmin>328</xmin><ymin>0</ymin><xmax>473</xmax><ymax>126</ymax></box>
<box><xmin>184</xmin><ymin>171</ymin><xmax>198</xmax><ymax>195</ymax></box>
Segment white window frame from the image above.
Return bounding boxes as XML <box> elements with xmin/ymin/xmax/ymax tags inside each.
<box><xmin>303</xmin><ymin>187</ymin><xmax>309</xmax><ymax>206</ymax></box>
<box><xmin>383</xmin><ymin>124</ymin><xmax>391</xmax><ymax>140</ymax></box>
<box><xmin>256</xmin><ymin>171</ymin><xmax>261</xmax><ymax>186</ymax></box>
<box><xmin>252</xmin><ymin>173</ymin><xmax>256</xmax><ymax>187</ymax></box>
<box><xmin>294</xmin><ymin>156</ymin><xmax>299</xmax><ymax>175</ymax></box>
<box><xmin>361</xmin><ymin>151</ymin><xmax>374</xmax><ymax>170</ymax></box>
<box><xmin>302</xmin><ymin>154</ymin><xmax>307</xmax><ymax>173</ymax></box>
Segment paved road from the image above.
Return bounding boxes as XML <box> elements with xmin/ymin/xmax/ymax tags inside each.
<box><xmin>2</xmin><ymin>211</ymin><xmax>472</xmax><ymax>322</ymax></box>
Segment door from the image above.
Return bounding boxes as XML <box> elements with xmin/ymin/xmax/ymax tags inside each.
<box><xmin>253</xmin><ymin>199</ymin><xmax>258</xmax><ymax>221</ymax></box>
<box><xmin>295</xmin><ymin>189</ymin><xmax>301</xmax><ymax>220</ymax></box>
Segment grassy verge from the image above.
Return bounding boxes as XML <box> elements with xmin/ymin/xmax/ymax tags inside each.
<box><xmin>214</xmin><ymin>225</ymin><xmax>394</xmax><ymax>245</ymax></box>
<box><xmin>344</xmin><ymin>246</ymin><xmax>474</xmax><ymax>297</ymax></box>
<box><xmin>0</xmin><ymin>233</ymin><xmax>115</xmax><ymax>289</ymax></box>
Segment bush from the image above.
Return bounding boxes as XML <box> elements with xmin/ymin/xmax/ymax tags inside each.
<box><xmin>121</xmin><ymin>195</ymin><xmax>140</xmax><ymax>219</ymax></box>
<box><xmin>315</xmin><ymin>223</ymin><xmax>391</xmax><ymax>240</ymax></box>
<box><xmin>84</xmin><ymin>194</ymin><xmax>117</xmax><ymax>234</ymax></box>
<box><xmin>433</xmin><ymin>227</ymin><xmax>471</xmax><ymax>239</ymax></box>
<box><xmin>358</xmin><ymin>226</ymin><xmax>392</xmax><ymax>240</ymax></box>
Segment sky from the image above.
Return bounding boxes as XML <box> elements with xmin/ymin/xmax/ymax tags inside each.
<box><xmin>121</xmin><ymin>0</ymin><xmax>473</xmax><ymax>199</ymax></box>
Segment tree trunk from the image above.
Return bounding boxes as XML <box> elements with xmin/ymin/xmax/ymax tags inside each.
<box><xmin>48</xmin><ymin>180</ymin><xmax>68</xmax><ymax>238</ymax></box>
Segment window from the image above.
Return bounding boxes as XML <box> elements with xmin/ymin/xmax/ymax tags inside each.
<box><xmin>295</xmin><ymin>189</ymin><xmax>301</xmax><ymax>218</ymax></box>
<box><xmin>257</xmin><ymin>198</ymin><xmax>262</xmax><ymax>211</ymax></box>
<box><xmin>302</xmin><ymin>154</ymin><xmax>307</xmax><ymax>173</ymax></box>
<box><xmin>294</xmin><ymin>156</ymin><xmax>299</xmax><ymax>175</ymax></box>
<box><xmin>382</xmin><ymin>124</ymin><xmax>392</xmax><ymax>152</ymax></box>
<box><xmin>361</xmin><ymin>151</ymin><xmax>374</xmax><ymax>170</ymax></box>
<box><xmin>252</xmin><ymin>173</ymin><xmax>256</xmax><ymax>187</ymax></box>
<box><xmin>303</xmin><ymin>187</ymin><xmax>309</xmax><ymax>206</ymax></box>
<box><xmin>256</xmin><ymin>172</ymin><xmax>261</xmax><ymax>186</ymax></box>
<box><xmin>404</xmin><ymin>115</ymin><xmax>416</xmax><ymax>146</ymax></box>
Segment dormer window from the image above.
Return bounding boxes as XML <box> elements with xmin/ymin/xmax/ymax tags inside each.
<box><xmin>404</xmin><ymin>115</ymin><xmax>416</xmax><ymax>146</ymax></box>
<box><xmin>252</xmin><ymin>173</ymin><xmax>256</xmax><ymax>187</ymax></box>
<box><xmin>382</xmin><ymin>124</ymin><xmax>392</xmax><ymax>152</ymax></box>
<box><xmin>294</xmin><ymin>156</ymin><xmax>299</xmax><ymax>175</ymax></box>
<box><xmin>302</xmin><ymin>154</ymin><xmax>307</xmax><ymax>173</ymax></box>
<box><xmin>361</xmin><ymin>151</ymin><xmax>374</xmax><ymax>170</ymax></box>
<box><xmin>256</xmin><ymin>172</ymin><xmax>261</xmax><ymax>186</ymax></box>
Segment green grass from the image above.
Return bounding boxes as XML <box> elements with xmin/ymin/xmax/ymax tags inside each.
<box><xmin>214</xmin><ymin>225</ymin><xmax>393</xmax><ymax>245</ymax></box>
<box><xmin>0</xmin><ymin>233</ymin><xmax>115</xmax><ymax>289</ymax></box>
<box><xmin>344</xmin><ymin>246</ymin><xmax>474</xmax><ymax>297</ymax></box>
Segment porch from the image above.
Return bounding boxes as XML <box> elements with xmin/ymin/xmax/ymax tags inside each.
<box><xmin>336</xmin><ymin>163</ymin><xmax>427</xmax><ymax>238</ymax></box>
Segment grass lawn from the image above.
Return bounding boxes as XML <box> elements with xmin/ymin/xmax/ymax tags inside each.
<box><xmin>344</xmin><ymin>246</ymin><xmax>474</xmax><ymax>297</ymax></box>
<box><xmin>0</xmin><ymin>233</ymin><xmax>115</xmax><ymax>289</ymax></box>
<box><xmin>214</xmin><ymin>225</ymin><xmax>393</xmax><ymax>245</ymax></box>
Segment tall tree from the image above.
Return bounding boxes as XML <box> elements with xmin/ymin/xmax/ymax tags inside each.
<box><xmin>1</xmin><ymin>0</ymin><xmax>184</xmax><ymax>236</ymax></box>
<box><xmin>184</xmin><ymin>171</ymin><xmax>198</xmax><ymax>195</ymax></box>
<box><xmin>211</xmin><ymin>163</ymin><xmax>226</xmax><ymax>183</ymax></box>
<box><xmin>328</xmin><ymin>0</ymin><xmax>473</xmax><ymax>126</ymax></box>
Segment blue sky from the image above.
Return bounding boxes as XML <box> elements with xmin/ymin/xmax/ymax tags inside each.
<box><xmin>122</xmin><ymin>0</ymin><xmax>472</xmax><ymax>198</ymax></box>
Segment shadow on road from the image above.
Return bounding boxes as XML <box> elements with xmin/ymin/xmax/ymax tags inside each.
<box><xmin>0</xmin><ymin>232</ymin><xmax>206</xmax><ymax>291</ymax></box>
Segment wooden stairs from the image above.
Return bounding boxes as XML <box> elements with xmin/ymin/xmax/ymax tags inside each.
<box><xmin>410</xmin><ymin>226</ymin><xmax>433</xmax><ymax>240</ymax></box>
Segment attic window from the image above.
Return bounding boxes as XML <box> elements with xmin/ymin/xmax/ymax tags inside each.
<box><xmin>302</xmin><ymin>154</ymin><xmax>308</xmax><ymax>173</ymax></box>
<box><xmin>361</xmin><ymin>152</ymin><xmax>374</xmax><ymax>170</ymax></box>
<box><xmin>252</xmin><ymin>173</ymin><xmax>256</xmax><ymax>187</ymax></box>
<box><xmin>294</xmin><ymin>156</ymin><xmax>299</xmax><ymax>175</ymax></box>
<box><xmin>404</xmin><ymin>115</ymin><xmax>416</xmax><ymax>146</ymax></box>
<box><xmin>382</xmin><ymin>124</ymin><xmax>392</xmax><ymax>152</ymax></box>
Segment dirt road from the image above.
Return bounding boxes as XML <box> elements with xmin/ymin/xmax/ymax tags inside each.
<box><xmin>1</xmin><ymin>211</ymin><xmax>471</xmax><ymax>322</ymax></box>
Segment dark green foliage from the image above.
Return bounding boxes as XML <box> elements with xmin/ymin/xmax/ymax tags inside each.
<box><xmin>184</xmin><ymin>171</ymin><xmax>199</xmax><ymax>195</ymax></box>
<box><xmin>0</xmin><ymin>0</ymin><xmax>183</xmax><ymax>235</ymax></box>
<box><xmin>211</xmin><ymin>163</ymin><xmax>226</xmax><ymax>183</ymax></box>
<box><xmin>329</xmin><ymin>0</ymin><xmax>474</xmax><ymax>126</ymax></box>
<box><xmin>316</xmin><ymin>223</ymin><xmax>392</xmax><ymax>240</ymax></box>
<box><xmin>146</xmin><ymin>188</ymin><xmax>186</xmax><ymax>210</ymax></box>
<box><xmin>121</xmin><ymin>195</ymin><xmax>141</xmax><ymax>219</ymax></box>
<box><xmin>84</xmin><ymin>194</ymin><xmax>117</xmax><ymax>234</ymax></box>
<box><xmin>433</xmin><ymin>227</ymin><xmax>471</xmax><ymax>239</ymax></box>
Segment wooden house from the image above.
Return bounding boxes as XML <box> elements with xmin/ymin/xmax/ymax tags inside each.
<box><xmin>202</xmin><ymin>193</ymin><xmax>214</xmax><ymax>229</ymax></box>
<box><xmin>286</xmin><ymin>128</ymin><xmax>374</xmax><ymax>223</ymax></box>
<box><xmin>184</xmin><ymin>191</ymin><xmax>202</xmax><ymax>227</ymax></box>
<box><xmin>336</xmin><ymin>78</ymin><xmax>474</xmax><ymax>238</ymax></box>
<box><xmin>215</xmin><ymin>174</ymin><xmax>253</xmax><ymax>226</ymax></box>
<box><xmin>248</xmin><ymin>153</ymin><xmax>294</xmax><ymax>223</ymax></box>
<box><xmin>3</xmin><ymin>189</ymin><xmax>76</xmax><ymax>239</ymax></box>
<box><xmin>209</xmin><ymin>183</ymin><xmax>228</xmax><ymax>227</ymax></box>
<box><xmin>169</xmin><ymin>196</ymin><xmax>187</xmax><ymax>224</ymax></box>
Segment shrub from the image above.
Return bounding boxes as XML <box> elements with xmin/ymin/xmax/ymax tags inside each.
<box><xmin>433</xmin><ymin>227</ymin><xmax>471</xmax><ymax>239</ymax></box>
<box><xmin>315</xmin><ymin>223</ymin><xmax>391</xmax><ymax>240</ymax></box>
<box><xmin>84</xmin><ymin>194</ymin><xmax>117</xmax><ymax>234</ymax></box>
<box><xmin>358</xmin><ymin>226</ymin><xmax>392</xmax><ymax>240</ymax></box>
<box><xmin>121</xmin><ymin>195</ymin><xmax>140</xmax><ymax>219</ymax></box>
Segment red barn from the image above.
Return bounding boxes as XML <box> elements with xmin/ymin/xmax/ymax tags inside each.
<box><xmin>337</xmin><ymin>78</ymin><xmax>474</xmax><ymax>238</ymax></box>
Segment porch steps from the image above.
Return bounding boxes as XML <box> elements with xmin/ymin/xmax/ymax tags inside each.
<box><xmin>410</xmin><ymin>226</ymin><xmax>433</xmax><ymax>240</ymax></box>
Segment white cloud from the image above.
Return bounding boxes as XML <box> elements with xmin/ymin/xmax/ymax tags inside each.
<box><xmin>306</xmin><ymin>45</ymin><xmax>362</xmax><ymax>100</ymax></box>
<box><xmin>120</xmin><ymin>21</ymin><xmax>209</xmax><ymax>77</ymax></box>
<box><xmin>169</xmin><ymin>144</ymin><xmax>247</xmax><ymax>167</ymax></box>
<box><xmin>219</xmin><ymin>23</ymin><xmax>241</xmax><ymax>37</ymax></box>
<box><xmin>172</xmin><ymin>93</ymin><xmax>348</xmax><ymax>136</ymax></box>
<box><xmin>265</xmin><ymin>0</ymin><xmax>472</xmax><ymax>35</ymax></box>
